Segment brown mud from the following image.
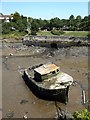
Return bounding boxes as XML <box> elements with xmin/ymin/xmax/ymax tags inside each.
<box><xmin>1</xmin><ymin>42</ymin><xmax>88</xmax><ymax>118</ymax></box>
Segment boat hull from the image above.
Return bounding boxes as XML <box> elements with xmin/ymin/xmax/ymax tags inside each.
<box><xmin>23</xmin><ymin>70</ymin><xmax>69</xmax><ymax>104</ymax></box>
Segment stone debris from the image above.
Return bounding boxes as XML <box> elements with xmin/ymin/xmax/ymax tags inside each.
<box><xmin>32</xmin><ymin>101</ymin><xmax>35</xmax><ymax>104</ymax></box>
<box><xmin>23</xmin><ymin>115</ymin><xmax>28</xmax><ymax>119</ymax></box>
<box><xmin>20</xmin><ymin>99</ymin><xmax>29</xmax><ymax>105</ymax></box>
<box><xmin>6</xmin><ymin>110</ymin><xmax>14</xmax><ymax>118</ymax></box>
<box><xmin>10</xmin><ymin>53</ymin><xmax>13</xmax><ymax>56</ymax></box>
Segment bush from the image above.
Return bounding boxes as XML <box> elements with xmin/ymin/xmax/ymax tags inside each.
<box><xmin>73</xmin><ymin>109</ymin><xmax>90</xmax><ymax>120</ymax></box>
<box><xmin>87</xmin><ymin>32</ymin><xmax>90</xmax><ymax>37</ymax></box>
<box><xmin>31</xmin><ymin>30</ymin><xmax>37</xmax><ymax>35</ymax></box>
<box><xmin>51</xmin><ymin>29</ymin><xmax>65</xmax><ymax>35</ymax></box>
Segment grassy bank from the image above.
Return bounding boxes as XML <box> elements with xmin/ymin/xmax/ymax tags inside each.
<box><xmin>64</xmin><ymin>31</ymin><xmax>88</xmax><ymax>37</ymax></box>
<box><xmin>2</xmin><ymin>31</ymin><xmax>27</xmax><ymax>41</ymax></box>
<box><xmin>37</xmin><ymin>30</ymin><xmax>88</xmax><ymax>37</ymax></box>
<box><xmin>1</xmin><ymin>31</ymin><xmax>88</xmax><ymax>42</ymax></box>
<box><xmin>37</xmin><ymin>31</ymin><xmax>53</xmax><ymax>36</ymax></box>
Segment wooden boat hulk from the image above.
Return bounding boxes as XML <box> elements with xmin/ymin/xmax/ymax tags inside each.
<box><xmin>23</xmin><ymin>63</ymin><xmax>73</xmax><ymax>104</ymax></box>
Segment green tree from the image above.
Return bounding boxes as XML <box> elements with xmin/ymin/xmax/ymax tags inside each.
<box><xmin>10</xmin><ymin>13</ymin><xmax>28</xmax><ymax>33</ymax></box>
<box><xmin>12</xmin><ymin>12</ymin><xmax>21</xmax><ymax>22</ymax></box>
<box><xmin>69</xmin><ymin>15</ymin><xmax>75</xmax><ymax>30</ymax></box>
<box><xmin>88</xmin><ymin>15</ymin><xmax>90</xmax><ymax>31</ymax></box>
<box><xmin>41</xmin><ymin>19</ymin><xmax>50</xmax><ymax>30</ymax></box>
<box><xmin>28</xmin><ymin>17</ymin><xmax>33</xmax><ymax>23</ymax></box>
<box><xmin>2</xmin><ymin>22</ymin><xmax>12</xmax><ymax>34</ymax></box>
<box><xmin>50</xmin><ymin>17</ymin><xmax>61</xmax><ymax>30</ymax></box>
<box><xmin>83</xmin><ymin>16</ymin><xmax>89</xmax><ymax>31</ymax></box>
<box><xmin>16</xmin><ymin>19</ymin><xmax>25</xmax><ymax>32</ymax></box>
<box><xmin>79</xmin><ymin>16</ymin><xmax>88</xmax><ymax>31</ymax></box>
<box><xmin>27</xmin><ymin>17</ymin><xmax>33</xmax><ymax>32</ymax></box>
<box><xmin>38</xmin><ymin>18</ymin><xmax>44</xmax><ymax>28</ymax></box>
<box><xmin>75</xmin><ymin>15</ymin><xmax>82</xmax><ymax>30</ymax></box>
<box><xmin>31</xmin><ymin>19</ymin><xmax>39</xmax><ymax>35</ymax></box>
<box><xmin>21</xmin><ymin>15</ymin><xmax>27</xmax><ymax>31</ymax></box>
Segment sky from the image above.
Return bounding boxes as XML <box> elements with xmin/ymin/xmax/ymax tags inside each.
<box><xmin>1</xmin><ymin>2</ymin><xmax>89</xmax><ymax>20</ymax></box>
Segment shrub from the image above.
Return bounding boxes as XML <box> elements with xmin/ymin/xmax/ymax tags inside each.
<box><xmin>73</xmin><ymin>109</ymin><xmax>90</xmax><ymax>120</ymax></box>
<box><xmin>87</xmin><ymin>32</ymin><xmax>90</xmax><ymax>37</ymax></box>
<box><xmin>51</xmin><ymin>29</ymin><xmax>65</xmax><ymax>35</ymax></box>
<box><xmin>31</xmin><ymin>30</ymin><xmax>37</xmax><ymax>35</ymax></box>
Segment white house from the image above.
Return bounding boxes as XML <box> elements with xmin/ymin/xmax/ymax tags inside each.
<box><xmin>0</xmin><ymin>13</ymin><xmax>13</xmax><ymax>22</ymax></box>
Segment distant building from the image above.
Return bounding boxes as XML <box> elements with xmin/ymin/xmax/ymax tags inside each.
<box><xmin>0</xmin><ymin>13</ymin><xmax>13</xmax><ymax>22</ymax></box>
<box><xmin>61</xmin><ymin>26</ymin><xmax>70</xmax><ymax>31</ymax></box>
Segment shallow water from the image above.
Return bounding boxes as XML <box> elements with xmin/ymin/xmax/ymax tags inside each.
<box><xmin>2</xmin><ymin>45</ymin><xmax>88</xmax><ymax>118</ymax></box>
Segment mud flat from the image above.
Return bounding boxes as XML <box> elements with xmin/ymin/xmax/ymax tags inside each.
<box><xmin>1</xmin><ymin>42</ymin><xmax>88</xmax><ymax>118</ymax></box>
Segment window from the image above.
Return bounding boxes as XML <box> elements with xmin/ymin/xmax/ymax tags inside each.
<box><xmin>52</xmin><ymin>71</ymin><xmax>55</xmax><ymax>74</ymax></box>
<box><xmin>57</xmin><ymin>69</ymin><xmax>59</xmax><ymax>72</ymax></box>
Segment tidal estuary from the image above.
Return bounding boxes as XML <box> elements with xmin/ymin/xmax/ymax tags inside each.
<box><xmin>1</xmin><ymin>42</ymin><xmax>88</xmax><ymax>118</ymax></box>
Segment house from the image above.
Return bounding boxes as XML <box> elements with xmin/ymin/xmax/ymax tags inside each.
<box><xmin>0</xmin><ymin>13</ymin><xmax>13</xmax><ymax>22</ymax></box>
<box><xmin>61</xmin><ymin>26</ymin><xmax>70</xmax><ymax>31</ymax></box>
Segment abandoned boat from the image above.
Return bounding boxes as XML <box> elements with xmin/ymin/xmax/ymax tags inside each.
<box><xmin>23</xmin><ymin>63</ymin><xmax>73</xmax><ymax>104</ymax></box>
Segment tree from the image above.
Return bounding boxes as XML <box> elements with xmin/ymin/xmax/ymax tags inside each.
<box><xmin>21</xmin><ymin>15</ymin><xmax>27</xmax><ymax>31</ymax></box>
<box><xmin>27</xmin><ymin>17</ymin><xmax>33</xmax><ymax>31</ymax></box>
<box><xmin>31</xmin><ymin>19</ymin><xmax>39</xmax><ymax>35</ymax></box>
<box><xmin>88</xmin><ymin>15</ymin><xmax>90</xmax><ymax>31</ymax></box>
<box><xmin>10</xmin><ymin>13</ymin><xmax>28</xmax><ymax>33</ymax></box>
<box><xmin>2</xmin><ymin>22</ymin><xmax>11</xmax><ymax>34</ymax></box>
<box><xmin>16</xmin><ymin>19</ymin><xmax>25</xmax><ymax>32</ymax></box>
<box><xmin>83</xmin><ymin>16</ymin><xmax>89</xmax><ymax>31</ymax></box>
<box><xmin>38</xmin><ymin>18</ymin><xmax>44</xmax><ymax>28</ymax></box>
<box><xmin>41</xmin><ymin>19</ymin><xmax>50</xmax><ymax>30</ymax></box>
<box><xmin>79</xmin><ymin>16</ymin><xmax>88</xmax><ymax>31</ymax></box>
<box><xmin>50</xmin><ymin>17</ymin><xmax>61</xmax><ymax>30</ymax></box>
<box><xmin>12</xmin><ymin>12</ymin><xmax>21</xmax><ymax>22</ymax></box>
<box><xmin>28</xmin><ymin>17</ymin><xmax>33</xmax><ymax>23</ymax></box>
<box><xmin>69</xmin><ymin>15</ymin><xmax>75</xmax><ymax>30</ymax></box>
<box><xmin>75</xmin><ymin>15</ymin><xmax>82</xmax><ymax>30</ymax></box>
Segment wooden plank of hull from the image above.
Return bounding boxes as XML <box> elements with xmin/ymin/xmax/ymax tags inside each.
<box><xmin>22</xmin><ymin>70</ymin><xmax>69</xmax><ymax>104</ymax></box>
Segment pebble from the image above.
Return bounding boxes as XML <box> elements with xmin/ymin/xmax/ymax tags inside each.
<box><xmin>6</xmin><ymin>110</ymin><xmax>14</xmax><ymax>118</ymax></box>
<box><xmin>5</xmin><ymin>57</ymin><xmax>8</xmax><ymax>59</ymax></box>
<box><xmin>10</xmin><ymin>53</ymin><xmax>13</xmax><ymax>56</ymax></box>
<box><xmin>23</xmin><ymin>115</ymin><xmax>28</xmax><ymax>119</ymax></box>
<box><xmin>32</xmin><ymin>101</ymin><xmax>35</xmax><ymax>104</ymax></box>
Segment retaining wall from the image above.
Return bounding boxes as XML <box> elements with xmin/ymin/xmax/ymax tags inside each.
<box><xmin>23</xmin><ymin>35</ymin><xmax>88</xmax><ymax>48</ymax></box>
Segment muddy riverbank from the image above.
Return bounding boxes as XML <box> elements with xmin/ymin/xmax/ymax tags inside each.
<box><xmin>1</xmin><ymin>42</ymin><xmax>88</xmax><ymax>118</ymax></box>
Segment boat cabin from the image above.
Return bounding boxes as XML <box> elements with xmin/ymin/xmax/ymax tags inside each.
<box><xmin>34</xmin><ymin>63</ymin><xmax>60</xmax><ymax>82</ymax></box>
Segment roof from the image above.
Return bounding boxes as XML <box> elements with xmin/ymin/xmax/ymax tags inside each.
<box><xmin>34</xmin><ymin>63</ymin><xmax>60</xmax><ymax>75</ymax></box>
<box><xmin>0</xmin><ymin>13</ymin><xmax>13</xmax><ymax>18</ymax></box>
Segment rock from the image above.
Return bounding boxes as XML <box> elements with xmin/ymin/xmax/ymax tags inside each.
<box><xmin>36</xmin><ymin>50</ymin><xmax>39</xmax><ymax>53</ymax></box>
<box><xmin>23</xmin><ymin>115</ymin><xmax>28</xmax><ymax>119</ymax></box>
<box><xmin>6</xmin><ymin>110</ymin><xmax>14</xmax><ymax>118</ymax></box>
<box><xmin>5</xmin><ymin>57</ymin><xmax>8</xmax><ymax>59</ymax></box>
<box><xmin>20</xmin><ymin>99</ymin><xmax>28</xmax><ymax>104</ymax></box>
<box><xmin>10</xmin><ymin>53</ymin><xmax>13</xmax><ymax>56</ymax></box>
<box><xmin>32</xmin><ymin>101</ymin><xmax>35</xmax><ymax>104</ymax></box>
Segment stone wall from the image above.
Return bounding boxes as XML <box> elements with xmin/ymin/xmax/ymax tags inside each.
<box><xmin>23</xmin><ymin>35</ymin><xmax>88</xmax><ymax>48</ymax></box>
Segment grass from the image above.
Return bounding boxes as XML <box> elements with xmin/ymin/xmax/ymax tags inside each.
<box><xmin>37</xmin><ymin>30</ymin><xmax>53</xmax><ymax>36</ymax></box>
<box><xmin>2</xmin><ymin>31</ymin><xmax>27</xmax><ymax>40</ymax></box>
<box><xmin>1</xmin><ymin>31</ymin><xmax>88</xmax><ymax>41</ymax></box>
<box><xmin>37</xmin><ymin>30</ymin><xmax>88</xmax><ymax>37</ymax></box>
<box><xmin>1</xmin><ymin>31</ymin><xmax>27</xmax><ymax>43</ymax></box>
<box><xmin>64</xmin><ymin>31</ymin><xmax>88</xmax><ymax>37</ymax></box>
